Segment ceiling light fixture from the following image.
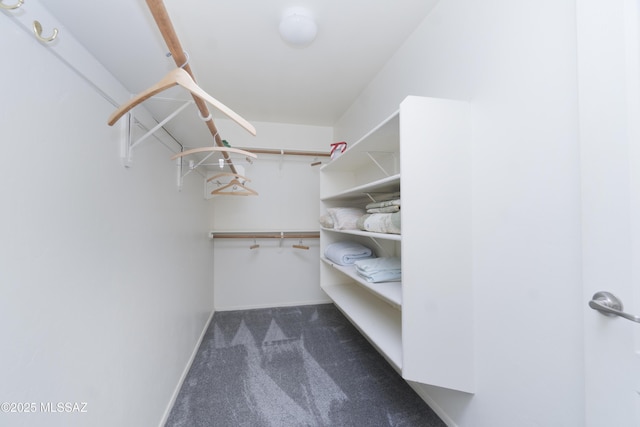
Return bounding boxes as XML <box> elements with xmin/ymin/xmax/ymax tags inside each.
<box><xmin>279</xmin><ymin>7</ymin><xmax>317</xmax><ymax>47</ymax></box>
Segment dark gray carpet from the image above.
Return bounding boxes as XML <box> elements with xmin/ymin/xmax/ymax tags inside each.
<box><xmin>165</xmin><ymin>303</ymin><xmax>445</xmax><ymax>427</ymax></box>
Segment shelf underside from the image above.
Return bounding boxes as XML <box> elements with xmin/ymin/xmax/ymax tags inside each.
<box><xmin>322</xmin><ymin>282</ymin><xmax>402</xmax><ymax>370</ymax></box>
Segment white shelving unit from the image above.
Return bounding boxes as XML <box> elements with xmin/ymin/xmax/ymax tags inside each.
<box><xmin>319</xmin><ymin>96</ymin><xmax>474</xmax><ymax>393</ymax></box>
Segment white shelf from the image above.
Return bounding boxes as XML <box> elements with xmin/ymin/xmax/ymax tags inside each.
<box><xmin>323</xmin><ymin>282</ymin><xmax>402</xmax><ymax>370</ymax></box>
<box><xmin>321</xmin><ymin>112</ymin><xmax>400</xmax><ymax>174</ymax></box>
<box><xmin>320</xmin><ymin>96</ymin><xmax>474</xmax><ymax>392</ymax></box>
<box><xmin>321</xmin><ymin>257</ymin><xmax>402</xmax><ymax>308</ymax></box>
<box><xmin>321</xmin><ymin>227</ymin><xmax>401</xmax><ymax>242</ymax></box>
<box><xmin>321</xmin><ymin>174</ymin><xmax>401</xmax><ymax>202</ymax></box>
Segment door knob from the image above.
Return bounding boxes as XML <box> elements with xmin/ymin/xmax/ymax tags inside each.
<box><xmin>589</xmin><ymin>291</ymin><xmax>640</xmax><ymax>323</ymax></box>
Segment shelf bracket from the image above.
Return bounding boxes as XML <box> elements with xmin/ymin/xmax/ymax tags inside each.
<box><xmin>367</xmin><ymin>236</ymin><xmax>391</xmax><ymax>257</ymax></box>
<box><xmin>177</xmin><ymin>147</ymin><xmax>223</xmax><ymax>191</ymax></box>
<box><xmin>364</xmin><ymin>192</ymin><xmax>378</xmax><ymax>203</ymax></box>
<box><xmin>121</xmin><ymin>100</ymin><xmax>194</xmax><ymax>167</ymax></box>
<box><xmin>365</xmin><ymin>151</ymin><xmax>396</xmax><ymax>177</ymax></box>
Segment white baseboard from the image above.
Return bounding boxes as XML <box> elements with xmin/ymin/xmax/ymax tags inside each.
<box><xmin>214</xmin><ymin>298</ymin><xmax>333</xmax><ymax>312</ymax></box>
<box><xmin>407</xmin><ymin>381</ymin><xmax>458</xmax><ymax>427</ymax></box>
<box><xmin>158</xmin><ymin>309</ymin><xmax>215</xmax><ymax>427</ymax></box>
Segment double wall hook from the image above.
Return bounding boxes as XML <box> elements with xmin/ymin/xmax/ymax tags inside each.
<box><xmin>0</xmin><ymin>0</ymin><xmax>24</xmax><ymax>10</ymax></box>
<box><xmin>33</xmin><ymin>20</ymin><xmax>58</xmax><ymax>43</ymax></box>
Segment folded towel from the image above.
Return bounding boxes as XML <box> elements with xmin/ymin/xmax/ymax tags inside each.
<box><xmin>327</xmin><ymin>207</ymin><xmax>365</xmax><ymax>230</ymax></box>
<box><xmin>324</xmin><ymin>241</ymin><xmax>375</xmax><ymax>266</ymax></box>
<box><xmin>365</xmin><ymin>198</ymin><xmax>401</xmax><ymax>210</ymax></box>
<box><xmin>319</xmin><ymin>214</ymin><xmax>334</xmax><ymax>229</ymax></box>
<box><xmin>354</xmin><ymin>257</ymin><xmax>401</xmax><ymax>282</ymax></box>
<box><xmin>366</xmin><ymin>205</ymin><xmax>400</xmax><ymax>214</ymax></box>
<box><xmin>356</xmin><ymin>269</ymin><xmax>402</xmax><ymax>283</ymax></box>
<box><xmin>356</xmin><ymin>212</ymin><xmax>401</xmax><ymax>234</ymax></box>
<box><xmin>364</xmin><ymin>192</ymin><xmax>400</xmax><ymax>204</ymax></box>
<box><xmin>354</xmin><ymin>257</ymin><xmax>401</xmax><ymax>272</ymax></box>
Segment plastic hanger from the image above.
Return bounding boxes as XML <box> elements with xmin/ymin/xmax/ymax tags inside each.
<box><xmin>108</xmin><ymin>68</ymin><xmax>256</xmax><ymax>136</ymax></box>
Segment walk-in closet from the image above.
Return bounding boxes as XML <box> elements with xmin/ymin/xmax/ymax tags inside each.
<box><xmin>3</xmin><ymin>0</ymin><xmax>639</xmax><ymax>426</ymax></box>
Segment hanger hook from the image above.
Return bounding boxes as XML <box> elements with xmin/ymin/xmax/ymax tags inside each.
<box><xmin>250</xmin><ymin>238</ymin><xmax>260</xmax><ymax>250</ymax></box>
<box><xmin>0</xmin><ymin>0</ymin><xmax>23</xmax><ymax>10</ymax></box>
<box><xmin>32</xmin><ymin>20</ymin><xmax>58</xmax><ymax>43</ymax></box>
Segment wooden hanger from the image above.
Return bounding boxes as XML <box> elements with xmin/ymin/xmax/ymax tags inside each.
<box><xmin>292</xmin><ymin>240</ymin><xmax>310</xmax><ymax>250</ymax></box>
<box><xmin>211</xmin><ymin>178</ymin><xmax>258</xmax><ymax>196</ymax></box>
<box><xmin>108</xmin><ymin>68</ymin><xmax>256</xmax><ymax>136</ymax></box>
<box><xmin>206</xmin><ymin>172</ymin><xmax>251</xmax><ymax>183</ymax></box>
<box><xmin>170</xmin><ymin>146</ymin><xmax>257</xmax><ymax>161</ymax></box>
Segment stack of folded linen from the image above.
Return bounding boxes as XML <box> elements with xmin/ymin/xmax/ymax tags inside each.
<box><xmin>354</xmin><ymin>257</ymin><xmax>402</xmax><ymax>283</ymax></box>
<box><xmin>356</xmin><ymin>212</ymin><xmax>401</xmax><ymax>234</ymax></box>
<box><xmin>324</xmin><ymin>241</ymin><xmax>375</xmax><ymax>266</ymax></box>
<box><xmin>319</xmin><ymin>207</ymin><xmax>366</xmax><ymax>230</ymax></box>
<box><xmin>356</xmin><ymin>198</ymin><xmax>401</xmax><ymax>235</ymax></box>
<box><xmin>365</xmin><ymin>198</ymin><xmax>400</xmax><ymax>213</ymax></box>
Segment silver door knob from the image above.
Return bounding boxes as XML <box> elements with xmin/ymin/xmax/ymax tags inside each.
<box><xmin>589</xmin><ymin>291</ymin><xmax>640</xmax><ymax>323</ymax></box>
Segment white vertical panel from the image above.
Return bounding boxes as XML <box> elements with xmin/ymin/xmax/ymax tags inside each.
<box><xmin>400</xmin><ymin>96</ymin><xmax>473</xmax><ymax>392</ymax></box>
<box><xmin>579</xmin><ymin>0</ymin><xmax>640</xmax><ymax>425</ymax></box>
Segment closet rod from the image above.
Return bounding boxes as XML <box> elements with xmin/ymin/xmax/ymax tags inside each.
<box><xmin>210</xmin><ymin>232</ymin><xmax>320</xmax><ymax>239</ymax></box>
<box><xmin>240</xmin><ymin>148</ymin><xmax>330</xmax><ymax>157</ymax></box>
<box><xmin>145</xmin><ymin>0</ymin><xmax>241</xmax><ymax>175</ymax></box>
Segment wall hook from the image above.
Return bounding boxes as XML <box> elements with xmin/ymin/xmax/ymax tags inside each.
<box><xmin>0</xmin><ymin>0</ymin><xmax>24</xmax><ymax>10</ymax></box>
<box><xmin>33</xmin><ymin>20</ymin><xmax>58</xmax><ymax>43</ymax></box>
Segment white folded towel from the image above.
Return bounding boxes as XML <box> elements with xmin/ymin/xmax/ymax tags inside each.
<box><xmin>324</xmin><ymin>241</ymin><xmax>375</xmax><ymax>266</ymax></box>
<box><xmin>354</xmin><ymin>257</ymin><xmax>401</xmax><ymax>272</ymax></box>
<box><xmin>354</xmin><ymin>257</ymin><xmax>402</xmax><ymax>283</ymax></box>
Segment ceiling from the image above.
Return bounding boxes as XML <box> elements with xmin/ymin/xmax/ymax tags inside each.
<box><xmin>43</xmin><ymin>0</ymin><xmax>438</xmax><ymax>147</ymax></box>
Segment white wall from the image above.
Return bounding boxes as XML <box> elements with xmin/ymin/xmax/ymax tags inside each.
<box><xmin>209</xmin><ymin>120</ymin><xmax>333</xmax><ymax>310</ymax></box>
<box><xmin>334</xmin><ymin>1</ymin><xmax>584</xmax><ymax>426</ymax></box>
<box><xmin>0</xmin><ymin>9</ymin><xmax>213</xmax><ymax>427</ymax></box>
